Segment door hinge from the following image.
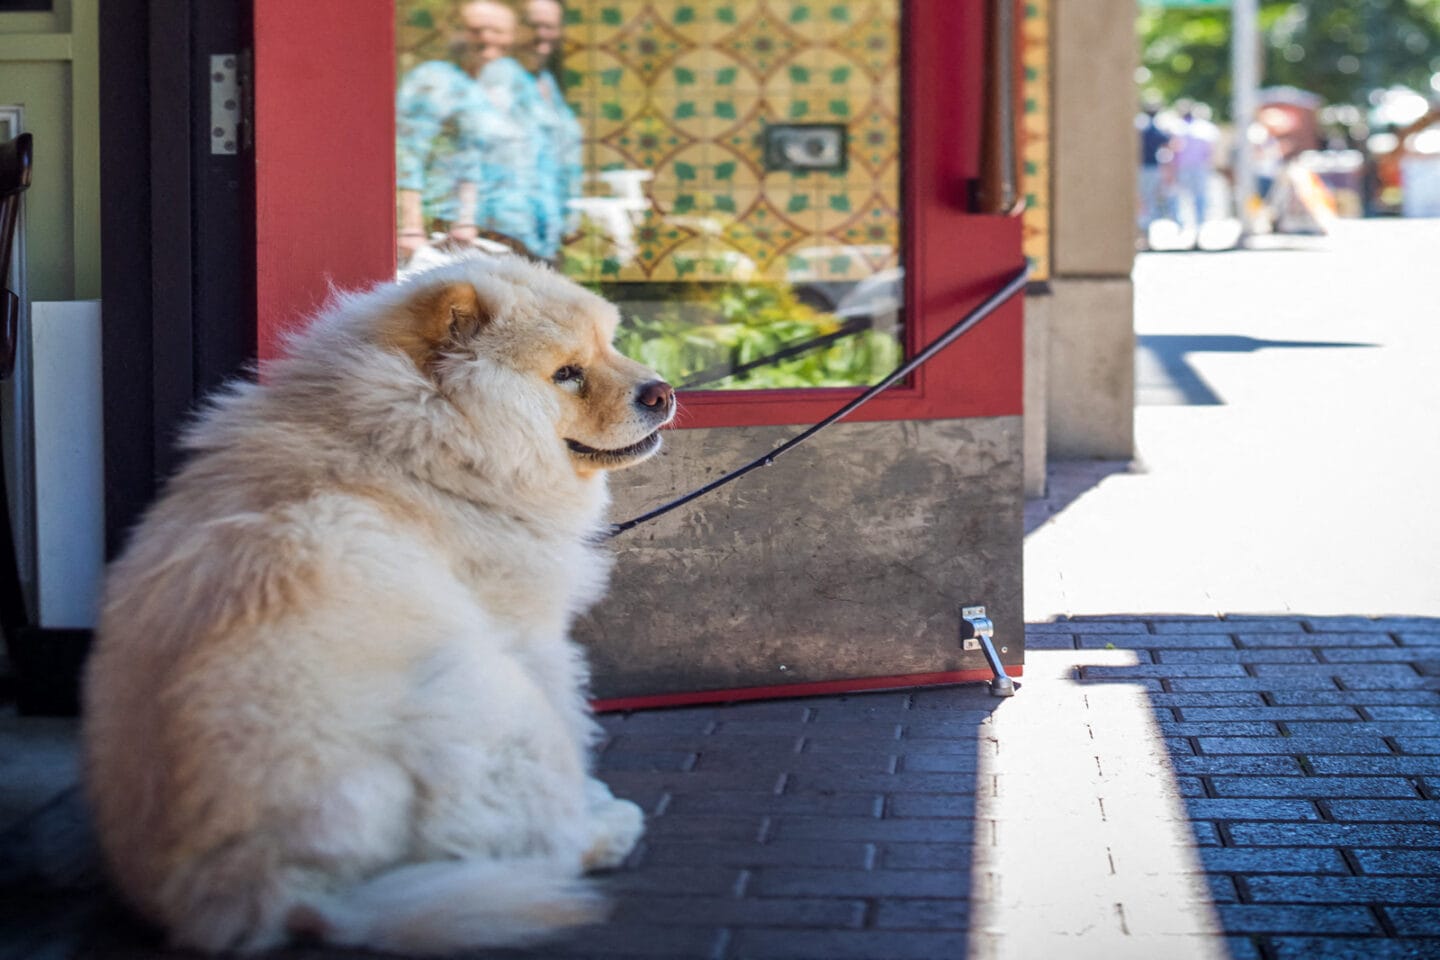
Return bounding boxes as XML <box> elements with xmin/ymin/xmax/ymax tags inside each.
<box><xmin>209</xmin><ymin>52</ymin><xmax>252</xmax><ymax>155</ymax></box>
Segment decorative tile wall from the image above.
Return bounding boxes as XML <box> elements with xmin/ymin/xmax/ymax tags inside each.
<box><xmin>559</xmin><ymin>1</ymin><xmax>902</xmax><ymax>286</ymax></box>
<box><xmin>1021</xmin><ymin>0</ymin><xmax>1051</xmax><ymax>281</ymax></box>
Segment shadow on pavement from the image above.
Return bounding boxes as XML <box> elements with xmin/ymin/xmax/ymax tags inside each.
<box><xmin>1137</xmin><ymin>334</ymin><xmax>1378</xmax><ymax>407</ymax></box>
<box><xmin>1024</xmin><ymin>458</ymin><xmax>1137</xmax><ymax>535</ymax></box>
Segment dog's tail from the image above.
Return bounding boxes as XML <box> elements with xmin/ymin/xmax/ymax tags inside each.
<box><xmin>300</xmin><ymin>858</ymin><xmax>607</xmax><ymax>955</ymax></box>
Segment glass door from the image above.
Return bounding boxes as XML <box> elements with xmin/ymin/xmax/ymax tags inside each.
<box><xmin>395</xmin><ymin>1</ymin><xmax>906</xmax><ymax>397</ymax></box>
<box><xmin>253</xmin><ymin>0</ymin><xmax>1022</xmax><ymax>425</ymax></box>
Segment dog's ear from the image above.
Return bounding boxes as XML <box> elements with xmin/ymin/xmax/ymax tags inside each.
<box><xmin>389</xmin><ymin>281</ymin><xmax>490</xmax><ymax>370</ymax></box>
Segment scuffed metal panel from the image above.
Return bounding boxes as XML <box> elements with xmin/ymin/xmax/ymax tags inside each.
<box><xmin>580</xmin><ymin>416</ymin><xmax>1024</xmax><ymax>700</ymax></box>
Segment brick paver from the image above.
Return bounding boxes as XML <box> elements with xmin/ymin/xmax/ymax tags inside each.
<box><xmin>1034</xmin><ymin>615</ymin><xmax>1440</xmax><ymax>960</ymax></box>
<box><xmin>4</xmin><ymin>615</ymin><xmax>1440</xmax><ymax>959</ymax></box>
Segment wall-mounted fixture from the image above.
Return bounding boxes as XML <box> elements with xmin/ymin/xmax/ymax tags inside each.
<box><xmin>763</xmin><ymin>123</ymin><xmax>848</xmax><ymax>173</ymax></box>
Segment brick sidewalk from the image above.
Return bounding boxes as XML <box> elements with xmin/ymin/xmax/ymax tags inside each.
<box><xmin>1025</xmin><ymin>615</ymin><xmax>1440</xmax><ymax>960</ymax></box>
<box><xmin>2</xmin><ymin>615</ymin><xmax>1439</xmax><ymax>959</ymax></box>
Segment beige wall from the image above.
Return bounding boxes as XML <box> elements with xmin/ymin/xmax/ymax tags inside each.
<box><xmin>1052</xmin><ymin>0</ymin><xmax>1139</xmax><ymax>277</ymax></box>
<box><xmin>1044</xmin><ymin>278</ymin><xmax>1135</xmax><ymax>459</ymax></box>
<box><xmin>1023</xmin><ymin>292</ymin><xmax>1050</xmax><ymax>496</ymax></box>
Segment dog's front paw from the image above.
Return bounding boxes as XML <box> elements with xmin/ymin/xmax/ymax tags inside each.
<box><xmin>582</xmin><ymin>796</ymin><xmax>644</xmax><ymax>872</ymax></box>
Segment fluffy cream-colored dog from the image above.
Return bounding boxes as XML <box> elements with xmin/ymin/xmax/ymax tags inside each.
<box><xmin>82</xmin><ymin>255</ymin><xmax>673</xmax><ymax>954</ymax></box>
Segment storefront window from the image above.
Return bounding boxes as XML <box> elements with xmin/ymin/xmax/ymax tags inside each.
<box><xmin>396</xmin><ymin>0</ymin><xmax>904</xmax><ymax>391</ymax></box>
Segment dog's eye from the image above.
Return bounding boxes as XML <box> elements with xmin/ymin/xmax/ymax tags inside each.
<box><xmin>552</xmin><ymin>365</ymin><xmax>584</xmax><ymax>386</ymax></box>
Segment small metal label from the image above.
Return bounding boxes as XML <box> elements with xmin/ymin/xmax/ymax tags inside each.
<box><xmin>763</xmin><ymin>124</ymin><xmax>847</xmax><ymax>173</ymax></box>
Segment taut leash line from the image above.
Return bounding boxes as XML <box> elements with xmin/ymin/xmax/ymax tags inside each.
<box><xmin>609</xmin><ymin>262</ymin><xmax>1032</xmax><ymax>538</ymax></box>
<box><xmin>676</xmin><ymin>314</ymin><xmax>873</xmax><ymax>390</ymax></box>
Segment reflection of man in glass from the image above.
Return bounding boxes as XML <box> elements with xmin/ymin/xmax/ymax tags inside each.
<box><xmin>469</xmin><ymin>9</ymin><xmax>550</xmax><ymax>259</ymax></box>
<box><xmin>520</xmin><ymin>0</ymin><xmax>583</xmax><ymax>258</ymax></box>
<box><xmin>397</xmin><ymin>1</ymin><xmax>515</xmax><ymax>261</ymax></box>
<box><xmin>397</xmin><ymin>1</ymin><xmax>549</xmax><ymax>260</ymax></box>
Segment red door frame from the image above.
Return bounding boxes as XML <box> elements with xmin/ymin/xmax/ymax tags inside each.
<box><xmin>252</xmin><ymin>1</ymin><xmax>1024</xmax><ymax>428</ymax></box>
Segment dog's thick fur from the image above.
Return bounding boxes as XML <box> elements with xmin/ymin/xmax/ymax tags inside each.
<box><xmin>81</xmin><ymin>256</ymin><xmax>672</xmax><ymax>954</ymax></box>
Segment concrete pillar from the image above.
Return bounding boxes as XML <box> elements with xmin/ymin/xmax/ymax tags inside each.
<box><xmin>1042</xmin><ymin>0</ymin><xmax>1138</xmax><ymax>462</ymax></box>
<box><xmin>1024</xmin><ymin>294</ymin><xmax>1050</xmax><ymax>496</ymax></box>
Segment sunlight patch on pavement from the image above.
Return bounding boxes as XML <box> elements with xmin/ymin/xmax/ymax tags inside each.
<box><xmin>967</xmin><ymin>649</ymin><xmax>1227</xmax><ymax>960</ymax></box>
<box><xmin>1028</xmin><ymin>221</ymin><xmax>1440</xmax><ymax>620</ymax></box>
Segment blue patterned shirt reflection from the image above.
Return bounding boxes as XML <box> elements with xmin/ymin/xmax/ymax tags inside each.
<box><xmin>533</xmin><ymin>69</ymin><xmax>584</xmax><ymax>255</ymax></box>
<box><xmin>471</xmin><ymin>57</ymin><xmax>547</xmax><ymax>257</ymax></box>
<box><xmin>396</xmin><ymin>60</ymin><xmax>479</xmax><ymax>227</ymax></box>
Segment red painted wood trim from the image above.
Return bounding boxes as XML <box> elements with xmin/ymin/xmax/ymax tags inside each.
<box><xmin>249</xmin><ymin>2</ymin><xmax>1022</xmax><ymax>420</ymax></box>
<box><xmin>671</xmin><ymin>219</ymin><xmax>1024</xmax><ymax>429</ymax></box>
<box><xmin>674</xmin><ymin>0</ymin><xmax>1023</xmax><ymax>428</ymax></box>
<box><xmin>591</xmin><ymin>665</ymin><xmax>1025</xmax><ymax>713</ymax></box>
<box><xmin>253</xmin><ymin>0</ymin><xmax>397</xmax><ymax>360</ymax></box>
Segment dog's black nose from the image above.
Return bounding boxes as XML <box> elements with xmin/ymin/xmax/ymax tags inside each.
<box><xmin>636</xmin><ymin>380</ymin><xmax>674</xmax><ymax>411</ymax></box>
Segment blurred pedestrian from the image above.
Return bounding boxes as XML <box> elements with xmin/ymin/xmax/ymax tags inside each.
<box><xmin>1169</xmin><ymin>100</ymin><xmax>1219</xmax><ymax>236</ymax></box>
<box><xmin>471</xmin><ymin>26</ymin><xmax>550</xmax><ymax>258</ymax></box>
<box><xmin>1248</xmin><ymin>119</ymin><xmax>1284</xmax><ymax>201</ymax></box>
<box><xmin>396</xmin><ymin>0</ymin><xmax>519</xmax><ymax>262</ymax></box>
<box><xmin>519</xmin><ymin>0</ymin><xmax>584</xmax><ymax>260</ymax></box>
<box><xmin>1137</xmin><ymin>96</ymin><xmax>1173</xmax><ymax>234</ymax></box>
<box><xmin>397</xmin><ymin>1</ymin><xmax>549</xmax><ymax>263</ymax></box>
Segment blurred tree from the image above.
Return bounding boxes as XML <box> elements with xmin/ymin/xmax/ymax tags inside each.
<box><xmin>1138</xmin><ymin>6</ymin><xmax>1236</xmax><ymax>113</ymax></box>
<box><xmin>1138</xmin><ymin>0</ymin><xmax>1440</xmax><ymax>115</ymax></box>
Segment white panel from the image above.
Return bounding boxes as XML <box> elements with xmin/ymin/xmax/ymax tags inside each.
<box><xmin>31</xmin><ymin>299</ymin><xmax>104</xmax><ymax>628</ymax></box>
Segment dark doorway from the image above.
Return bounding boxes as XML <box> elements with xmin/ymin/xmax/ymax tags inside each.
<box><xmin>100</xmin><ymin>0</ymin><xmax>256</xmax><ymax>558</ymax></box>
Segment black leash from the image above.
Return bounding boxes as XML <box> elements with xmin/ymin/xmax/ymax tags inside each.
<box><xmin>609</xmin><ymin>262</ymin><xmax>1032</xmax><ymax>538</ymax></box>
<box><xmin>676</xmin><ymin>315</ymin><xmax>874</xmax><ymax>390</ymax></box>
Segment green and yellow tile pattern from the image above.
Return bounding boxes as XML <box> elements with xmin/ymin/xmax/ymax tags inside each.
<box><xmin>560</xmin><ymin>1</ymin><xmax>902</xmax><ymax>285</ymax></box>
<box><xmin>1021</xmin><ymin>0</ymin><xmax>1050</xmax><ymax>281</ymax></box>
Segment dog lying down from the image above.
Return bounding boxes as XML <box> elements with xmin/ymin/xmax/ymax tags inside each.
<box><xmin>82</xmin><ymin>254</ymin><xmax>675</xmax><ymax>954</ymax></box>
